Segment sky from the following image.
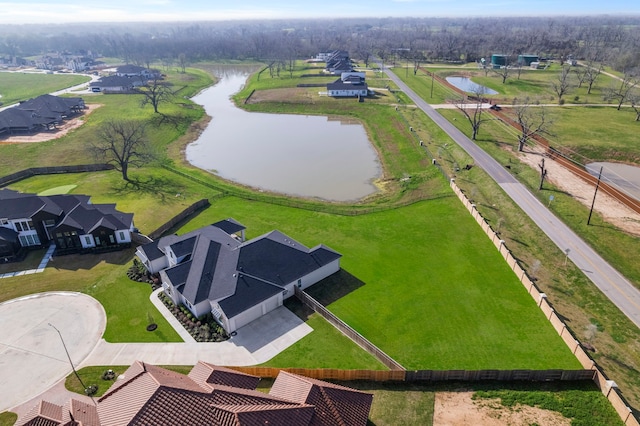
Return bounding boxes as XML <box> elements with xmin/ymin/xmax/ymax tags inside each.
<box><xmin>0</xmin><ymin>0</ymin><xmax>637</xmax><ymax>25</ymax></box>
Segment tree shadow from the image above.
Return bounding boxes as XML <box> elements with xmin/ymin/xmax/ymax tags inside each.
<box><xmin>111</xmin><ymin>175</ymin><xmax>184</xmax><ymax>203</ymax></box>
<box><xmin>151</xmin><ymin>113</ymin><xmax>192</xmax><ymax>130</ymax></box>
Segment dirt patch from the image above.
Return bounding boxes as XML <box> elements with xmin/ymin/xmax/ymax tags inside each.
<box><xmin>518</xmin><ymin>144</ymin><xmax>640</xmax><ymax>237</ymax></box>
<box><xmin>433</xmin><ymin>391</ymin><xmax>571</xmax><ymax>426</ymax></box>
<box><xmin>0</xmin><ymin>104</ymin><xmax>101</xmax><ymax>144</ymax></box>
<box><xmin>246</xmin><ymin>88</ymin><xmax>318</xmax><ymax>104</ymax></box>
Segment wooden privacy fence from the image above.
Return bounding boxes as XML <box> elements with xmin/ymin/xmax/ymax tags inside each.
<box><xmin>0</xmin><ymin>164</ymin><xmax>114</xmax><ymax>187</ymax></box>
<box><xmin>294</xmin><ymin>286</ymin><xmax>405</xmax><ymax>371</ymax></box>
<box><xmin>450</xmin><ymin>178</ymin><xmax>640</xmax><ymax>426</ymax></box>
<box><xmin>147</xmin><ymin>199</ymin><xmax>211</xmax><ymax>240</ymax></box>
<box><xmin>227</xmin><ymin>366</ymin><xmax>594</xmax><ymax>383</ymax></box>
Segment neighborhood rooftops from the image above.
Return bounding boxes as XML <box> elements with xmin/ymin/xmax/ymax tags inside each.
<box><xmin>18</xmin><ymin>361</ymin><xmax>373</xmax><ymax>426</ymax></box>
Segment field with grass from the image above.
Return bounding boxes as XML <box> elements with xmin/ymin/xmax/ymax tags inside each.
<box><xmin>174</xmin><ymin>194</ymin><xmax>580</xmax><ymax>370</ymax></box>
<box><xmin>392</xmin><ymin>70</ymin><xmax>640</xmax><ymax>408</ymax></box>
<box><xmin>393</xmin><ymin>63</ymin><xmax>621</xmax><ymax>106</ymax></box>
<box><xmin>0</xmin><ymin>72</ymin><xmax>90</xmax><ymax>106</ymax></box>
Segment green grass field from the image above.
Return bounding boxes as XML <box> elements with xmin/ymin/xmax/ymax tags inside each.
<box><xmin>176</xmin><ymin>194</ymin><xmax>580</xmax><ymax>370</ymax></box>
<box><xmin>0</xmin><ymin>72</ymin><xmax>90</xmax><ymax>106</ymax></box>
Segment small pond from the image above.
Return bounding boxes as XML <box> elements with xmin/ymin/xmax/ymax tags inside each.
<box><xmin>186</xmin><ymin>68</ymin><xmax>381</xmax><ymax>201</ymax></box>
<box><xmin>586</xmin><ymin>162</ymin><xmax>640</xmax><ymax>201</ymax></box>
<box><xmin>446</xmin><ymin>76</ymin><xmax>499</xmax><ymax>95</ymax></box>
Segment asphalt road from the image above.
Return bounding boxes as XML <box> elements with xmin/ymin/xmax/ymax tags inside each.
<box><xmin>382</xmin><ymin>66</ymin><xmax>640</xmax><ymax>329</ymax></box>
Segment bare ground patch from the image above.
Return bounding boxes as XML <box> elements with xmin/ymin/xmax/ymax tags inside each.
<box><xmin>518</xmin><ymin>145</ymin><xmax>640</xmax><ymax>237</ymax></box>
<box><xmin>434</xmin><ymin>391</ymin><xmax>571</xmax><ymax>426</ymax></box>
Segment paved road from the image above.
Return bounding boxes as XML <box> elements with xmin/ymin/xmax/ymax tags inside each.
<box><xmin>382</xmin><ymin>66</ymin><xmax>640</xmax><ymax>329</ymax></box>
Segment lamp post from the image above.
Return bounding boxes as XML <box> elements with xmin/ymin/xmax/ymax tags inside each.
<box><xmin>48</xmin><ymin>323</ymin><xmax>93</xmax><ymax>401</ymax></box>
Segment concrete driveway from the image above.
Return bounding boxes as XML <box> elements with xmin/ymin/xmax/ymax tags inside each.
<box><xmin>0</xmin><ymin>292</ymin><xmax>106</xmax><ymax>412</ymax></box>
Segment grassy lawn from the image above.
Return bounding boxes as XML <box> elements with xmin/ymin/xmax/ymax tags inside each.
<box><xmin>260</xmin><ymin>298</ymin><xmax>387</xmax><ymax>370</ymax></box>
<box><xmin>0</xmin><ymin>72</ymin><xmax>90</xmax><ymax>106</ymax></box>
<box><xmin>393</xmin><ymin>64</ymin><xmax>621</xmax><ymax>106</ymax></box>
<box><xmin>0</xmin><ymin>412</ymin><xmax>17</xmax><ymax>426</ymax></box>
<box><xmin>177</xmin><ymin>195</ymin><xmax>580</xmax><ymax>370</ymax></box>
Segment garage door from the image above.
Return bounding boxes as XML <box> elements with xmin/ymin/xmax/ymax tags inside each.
<box><xmin>232</xmin><ymin>304</ymin><xmax>263</xmax><ymax>331</ymax></box>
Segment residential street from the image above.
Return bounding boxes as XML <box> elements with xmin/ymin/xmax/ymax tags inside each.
<box><xmin>382</xmin><ymin>66</ymin><xmax>640</xmax><ymax>329</ymax></box>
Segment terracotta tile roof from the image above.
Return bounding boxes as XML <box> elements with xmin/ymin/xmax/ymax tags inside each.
<box><xmin>63</xmin><ymin>399</ymin><xmax>99</xmax><ymax>426</ymax></box>
<box><xmin>19</xmin><ymin>400</ymin><xmax>63</xmax><ymax>426</ymax></box>
<box><xmin>188</xmin><ymin>362</ymin><xmax>261</xmax><ymax>390</ymax></box>
<box><xmin>270</xmin><ymin>371</ymin><xmax>373</xmax><ymax>426</ymax></box>
<box><xmin>21</xmin><ymin>362</ymin><xmax>371</xmax><ymax>426</ymax></box>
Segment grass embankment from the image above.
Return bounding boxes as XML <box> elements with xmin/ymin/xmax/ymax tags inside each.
<box><xmin>393</xmin><ymin>72</ymin><xmax>640</xmax><ymax>409</ymax></box>
<box><xmin>0</xmin><ymin>72</ymin><xmax>90</xmax><ymax>107</ymax></box>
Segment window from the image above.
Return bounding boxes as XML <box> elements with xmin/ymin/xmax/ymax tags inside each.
<box><xmin>84</xmin><ymin>236</ymin><xmax>92</xmax><ymax>245</ymax></box>
<box><xmin>0</xmin><ymin>218</ymin><xmax>8</xmax><ymax>226</ymax></box>
<box><xmin>44</xmin><ymin>219</ymin><xmax>55</xmax><ymax>226</ymax></box>
<box><xmin>119</xmin><ymin>231</ymin><xmax>125</xmax><ymax>241</ymax></box>
<box><xmin>109</xmin><ymin>235</ymin><xmax>115</xmax><ymax>244</ymax></box>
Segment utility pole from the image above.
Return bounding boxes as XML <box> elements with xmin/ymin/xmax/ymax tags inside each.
<box><xmin>587</xmin><ymin>166</ymin><xmax>604</xmax><ymax>225</ymax></box>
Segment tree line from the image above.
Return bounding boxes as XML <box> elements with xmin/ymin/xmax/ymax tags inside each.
<box><xmin>1</xmin><ymin>16</ymin><xmax>640</xmax><ymax>73</ymax></box>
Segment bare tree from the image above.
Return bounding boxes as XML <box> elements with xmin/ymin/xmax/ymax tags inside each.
<box><xmin>177</xmin><ymin>53</ymin><xmax>188</xmax><ymax>73</ymax></box>
<box><xmin>538</xmin><ymin>158</ymin><xmax>548</xmax><ymax>190</ymax></box>
<box><xmin>551</xmin><ymin>65</ymin><xmax>572</xmax><ymax>103</ymax></box>
<box><xmin>629</xmin><ymin>92</ymin><xmax>640</xmax><ymax>121</ymax></box>
<box><xmin>137</xmin><ymin>76</ymin><xmax>174</xmax><ymax>114</ymax></box>
<box><xmin>492</xmin><ymin>56</ymin><xmax>511</xmax><ymax>84</ymax></box>
<box><xmin>605</xmin><ymin>70</ymin><xmax>639</xmax><ymax>110</ymax></box>
<box><xmin>511</xmin><ymin>98</ymin><xmax>554</xmax><ymax>152</ymax></box>
<box><xmin>90</xmin><ymin>120</ymin><xmax>153</xmax><ymax>182</ymax></box>
<box><xmin>454</xmin><ymin>87</ymin><xmax>492</xmax><ymax>140</ymax></box>
<box><xmin>583</xmin><ymin>59</ymin><xmax>604</xmax><ymax>94</ymax></box>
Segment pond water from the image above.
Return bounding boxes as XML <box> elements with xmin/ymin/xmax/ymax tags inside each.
<box><xmin>586</xmin><ymin>162</ymin><xmax>640</xmax><ymax>201</ymax></box>
<box><xmin>446</xmin><ymin>76</ymin><xmax>499</xmax><ymax>95</ymax></box>
<box><xmin>186</xmin><ymin>68</ymin><xmax>380</xmax><ymax>201</ymax></box>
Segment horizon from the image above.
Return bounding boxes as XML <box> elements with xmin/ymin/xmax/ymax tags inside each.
<box><xmin>0</xmin><ymin>0</ymin><xmax>638</xmax><ymax>25</ymax></box>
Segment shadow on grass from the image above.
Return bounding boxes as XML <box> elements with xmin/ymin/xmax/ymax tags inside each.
<box><xmin>111</xmin><ymin>175</ymin><xmax>185</xmax><ymax>203</ymax></box>
<box><xmin>48</xmin><ymin>247</ymin><xmax>134</xmax><ymax>271</ymax></box>
<box><xmin>305</xmin><ymin>269</ymin><xmax>366</xmax><ymax>306</ymax></box>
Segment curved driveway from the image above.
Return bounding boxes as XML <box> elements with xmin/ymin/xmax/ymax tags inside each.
<box><xmin>382</xmin><ymin>66</ymin><xmax>640</xmax><ymax>329</ymax></box>
<box><xmin>0</xmin><ymin>292</ymin><xmax>105</xmax><ymax>412</ymax></box>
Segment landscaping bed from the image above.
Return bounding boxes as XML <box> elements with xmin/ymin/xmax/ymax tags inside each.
<box><xmin>157</xmin><ymin>291</ymin><xmax>229</xmax><ymax>342</ymax></box>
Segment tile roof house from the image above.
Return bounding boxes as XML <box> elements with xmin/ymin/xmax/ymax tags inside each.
<box><xmin>136</xmin><ymin>219</ymin><xmax>341</xmax><ymax>333</ymax></box>
<box><xmin>0</xmin><ymin>189</ymin><xmax>134</xmax><ymax>260</ymax></box>
<box><xmin>17</xmin><ymin>361</ymin><xmax>373</xmax><ymax>426</ymax></box>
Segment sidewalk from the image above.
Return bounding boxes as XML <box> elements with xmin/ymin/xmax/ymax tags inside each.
<box><xmin>0</xmin><ymin>243</ymin><xmax>55</xmax><ymax>279</ymax></box>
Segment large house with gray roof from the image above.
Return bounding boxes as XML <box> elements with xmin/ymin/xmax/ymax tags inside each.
<box><xmin>0</xmin><ymin>189</ymin><xmax>134</xmax><ymax>260</ymax></box>
<box><xmin>0</xmin><ymin>94</ymin><xmax>85</xmax><ymax>137</ymax></box>
<box><xmin>136</xmin><ymin>219</ymin><xmax>341</xmax><ymax>333</ymax></box>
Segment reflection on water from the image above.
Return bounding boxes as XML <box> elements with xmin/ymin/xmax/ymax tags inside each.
<box><xmin>186</xmin><ymin>67</ymin><xmax>381</xmax><ymax>201</ymax></box>
<box><xmin>446</xmin><ymin>76</ymin><xmax>499</xmax><ymax>95</ymax></box>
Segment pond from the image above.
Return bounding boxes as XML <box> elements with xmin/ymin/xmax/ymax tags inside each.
<box><xmin>586</xmin><ymin>162</ymin><xmax>640</xmax><ymax>201</ymax></box>
<box><xmin>446</xmin><ymin>76</ymin><xmax>499</xmax><ymax>95</ymax></box>
<box><xmin>186</xmin><ymin>68</ymin><xmax>381</xmax><ymax>201</ymax></box>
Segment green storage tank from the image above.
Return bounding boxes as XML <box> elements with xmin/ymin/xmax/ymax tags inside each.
<box><xmin>491</xmin><ymin>54</ymin><xmax>508</xmax><ymax>67</ymax></box>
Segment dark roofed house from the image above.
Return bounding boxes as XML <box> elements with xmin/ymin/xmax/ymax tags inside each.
<box><xmin>136</xmin><ymin>220</ymin><xmax>341</xmax><ymax>333</ymax></box>
<box><xmin>0</xmin><ymin>188</ymin><xmax>134</xmax><ymax>259</ymax></box>
<box><xmin>327</xmin><ymin>73</ymin><xmax>369</xmax><ymax>97</ymax></box>
<box><xmin>89</xmin><ymin>75</ymin><xmax>144</xmax><ymax>93</ymax></box>
<box><xmin>17</xmin><ymin>361</ymin><xmax>372</xmax><ymax>426</ymax></box>
<box><xmin>0</xmin><ymin>94</ymin><xmax>85</xmax><ymax>136</ymax></box>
